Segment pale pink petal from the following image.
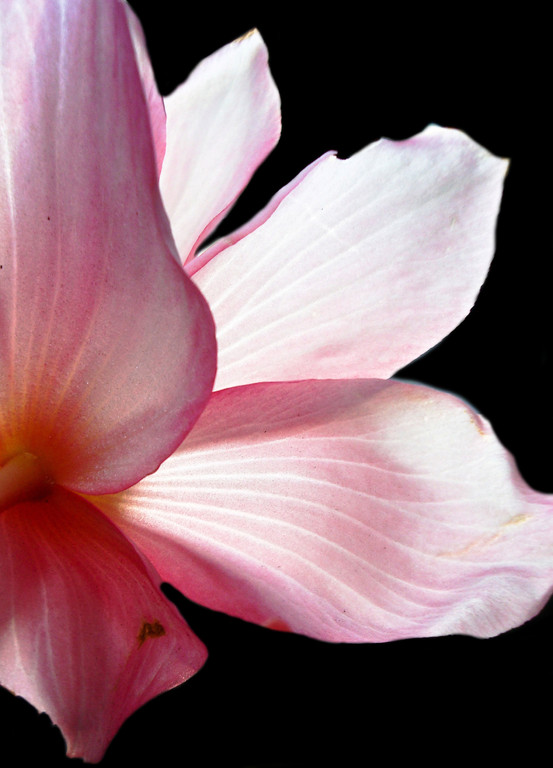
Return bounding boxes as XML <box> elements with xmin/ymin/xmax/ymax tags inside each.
<box><xmin>0</xmin><ymin>0</ymin><xmax>216</xmax><ymax>493</ymax></box>
<box><xmin>96</xmin><ymin>380</ymin><xmax>553</xmax><ymax>643</ymax></box>
<box><xmin>192</xmin><ymin>126</ymin><xmax>508</xmax><ymax>391</ymax></box>
<box><xmin>0</xmin><ymin>488</ymin><xmax>206</xmax><ymax>763</ymax></box>
<box><xmin>124</xmin><ymin>3</ymin><xmax>166</xmax><ymax>176</ymax></box>
<box><xmin>160</xmin><ymin>29</ymin><xmax>281</xmax><ymax>264</ymax></box>
<box><xmin>187</xmin><ymin>153</ymin><xmax>335</xmax><ymax>277</ymax></box>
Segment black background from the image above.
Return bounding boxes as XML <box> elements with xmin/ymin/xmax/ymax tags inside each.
<box><xmin>2</xmin><ymin>2</ymin><xmax>551</xmax><ymax>766</ymax></box>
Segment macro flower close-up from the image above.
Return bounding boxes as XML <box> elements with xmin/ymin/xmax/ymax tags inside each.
<box><xmin>0</xmin><ymin>0</ymin><xmax>551</xmax><ymax>764</ymax></box>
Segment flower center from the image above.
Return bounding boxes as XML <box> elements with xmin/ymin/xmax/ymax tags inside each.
<box><xmin>0</xmin><ymin>452</ymin><xmax>53</xmax><ymax>513</ymax></box>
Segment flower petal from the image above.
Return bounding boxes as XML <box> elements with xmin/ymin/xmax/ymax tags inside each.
<box><xmin>124</xmin><ymin>3</ymin><xmax>166</xmax><ymax>176</ymax></box>
<box><xmin>159</xmin><ymin>29</ymin><xmax>281</xmax><ymax>264</ymax></box>
<box><xmin>192</xmin><ymin>126</ymin><xmax>507</xmax><ymax>391</ymax></box>
<box><xmin>97</xmin><ymin>379</ymin><xmax>553</xmax><ymax>643</ymax></box>
<box><xmin>0</xmin><ymin>488</ymin><xmax>206</xmax><ymax>763</ymax></box>
<box><xmin>0</xmin><ymin>0</ymin><xmax>216</xmax><ymax>492</ymax></box>
<box><xmin>187</xmin><ymin>152</ymin><xmax>335</xmax><ymax>276</ymax></box>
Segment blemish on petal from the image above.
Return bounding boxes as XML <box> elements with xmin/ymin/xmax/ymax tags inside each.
<box><xmin>468</xmin><ymin>411</ymin><xmax>486</xmax><ymax>436</ymax></box>
<box><xmin>263</xmin><ymin>617</ymin><xmax>292</xmax><ymax>633</ymax></box>
<box><xmin>137</xmin><ymin>619</ymin><xmax>166</xmax><ymax>647</ymax></box>
<box><xmin>235</xmin><ymin>28</ymin><xmax>257</xmax><ymax>43</ymax></box>
<box><xmin>440</xmin><ymin>514</ymin><xmax>530</xmax><ymax>558</ymax></box>
<box><xmin>439</xmin><ymin>534</ymin><xmax>496</xmax><ymax>558</ymax></box>
<box><xmin>503</xmin><ymin>513</ymin><xmax>529</xmax><ymax>527</ymax></box>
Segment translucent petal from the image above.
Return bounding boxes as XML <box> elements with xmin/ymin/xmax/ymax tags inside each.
<box><xmin>99</xmin><ymin>379</ymin><xmax>553</xmax><ymax>642</ymax></box>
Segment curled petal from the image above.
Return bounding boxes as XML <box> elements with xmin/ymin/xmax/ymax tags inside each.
<box><xmin>0</xmin><ymin>0</ymin><xmax>216</xmax><ymax>493</ymax></box>
<box><xmin>160</xmin><ymin>29</ymin><xmax>281</xmax><ymax>264</ymax></box>
<box><xmin>192</xmin><ymin>126</ymin><xmax>508</xmax><ymax>391</ymax></box>
<box><xmin>98</xmin><ymin>379</ymin><xmax>553</xmax><ymax>642</ymax></box>
<box><xmin>0</xmin><ymin>488</ymin><xmax>206</xmax><ymax>763</ymax></box>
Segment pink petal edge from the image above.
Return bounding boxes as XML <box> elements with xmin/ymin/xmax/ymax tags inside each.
<box><xmin>123</xmin><ymin>2</ymin><xmax>167</xmax><ymax>177</ymax></box>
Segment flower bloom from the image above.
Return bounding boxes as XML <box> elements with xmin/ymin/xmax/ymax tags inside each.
<box><xmin>0</xmin><ymin>1</ymin><xmax>551</xmax><ymax>762</ymax></box>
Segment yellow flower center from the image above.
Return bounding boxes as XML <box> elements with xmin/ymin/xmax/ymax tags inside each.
<box><xmin>0</xmin><ymin>452</ymin><xmax>53</xmax><ymax>512</ymax></box>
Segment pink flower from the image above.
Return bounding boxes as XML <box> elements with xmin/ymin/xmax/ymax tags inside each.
<box><xmin>0</xmin><ymin>1</ymin><xmax>551</xmax><ymax>762</ymax></box>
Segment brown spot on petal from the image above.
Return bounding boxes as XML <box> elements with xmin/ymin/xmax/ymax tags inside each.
<box><xmin>138</xmin><ymin>619</ymin><xmax>166</xmax><ymax>647</ymax></box>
